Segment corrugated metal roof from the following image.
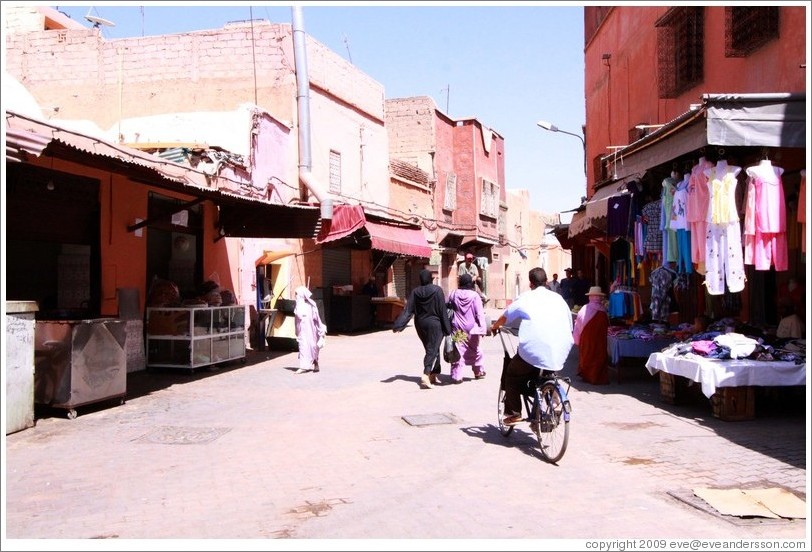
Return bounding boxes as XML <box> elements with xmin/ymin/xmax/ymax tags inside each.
<box><xmin>5</xmin><ymin>109</ymin><xmax>321</xmax><ymax>238</ymax></box>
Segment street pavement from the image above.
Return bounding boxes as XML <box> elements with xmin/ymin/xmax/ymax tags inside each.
<box><xmin>2</xmin><ymin>309</ymin><xmax>809</xmax><ymax>549</ymax></box>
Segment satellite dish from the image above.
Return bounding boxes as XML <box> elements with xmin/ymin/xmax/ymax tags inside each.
<box><xmin>85</xmin><ymin>15</ymin><xmax>116</xmax><ymax>28</ymax></box>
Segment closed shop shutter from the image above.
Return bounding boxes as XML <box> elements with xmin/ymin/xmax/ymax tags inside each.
<box><xmin>322</xmin><ymin>247</ymin><xmax>352</xmax><ymax>287</ymax></box>
<box><xmin>393</xmin><ymin>259</ymin><xmax>408</xmax><ymax>299</ymax></box>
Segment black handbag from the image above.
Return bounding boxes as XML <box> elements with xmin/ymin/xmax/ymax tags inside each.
<box><xmin>443</xmin><ymin>335</ymin><xmax>461</xmax><ymax>363</ymax></box>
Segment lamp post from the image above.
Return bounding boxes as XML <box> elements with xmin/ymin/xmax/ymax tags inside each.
<box><xmin>537</xmin><ymin>119</ymin><xmax>586</xmax><ymax>177</ymax></box>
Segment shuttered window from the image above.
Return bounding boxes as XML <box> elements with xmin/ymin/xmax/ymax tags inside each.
<box><xmin>329</xmin><ymin>150</ymin><xmax>341</xmax><ymax>194</ymax></box>
<box><xmin>443</xmin><ymin>172</ymin><xmax>457</xmax><ymax>211</ymax></box>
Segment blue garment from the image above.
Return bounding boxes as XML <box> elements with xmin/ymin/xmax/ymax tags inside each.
<box><xmin>502</xmin><ymin>286</ymin><xmax>573</xmax><ymax>370</ymax></box>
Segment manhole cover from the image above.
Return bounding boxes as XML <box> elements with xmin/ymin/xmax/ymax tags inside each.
<box><xmin>135</xmin><ymin>426</ymin><xmax>231</xmax><ymax>445</ymax></box>
<box><xmin>402</xmin><ymin>413</ymin><xmax>457</xmax><ymax>426</ymax></box>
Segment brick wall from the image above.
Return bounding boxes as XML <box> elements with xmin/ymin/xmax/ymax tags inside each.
<box><xmin>5</xmin><ymin>20</ymin><xmax>384</xmax><ymax>128</ymax></box>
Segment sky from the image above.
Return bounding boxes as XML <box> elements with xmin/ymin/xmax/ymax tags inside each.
<box><xmin>50</xmin><ymin>1</ymin><xmax>587</xmax><ymax>219</ymax></box>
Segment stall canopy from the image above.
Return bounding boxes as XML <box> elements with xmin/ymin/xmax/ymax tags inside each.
<box><xmin>567</xmin><ymin>177</ymin><xmax>640</xmax><ymax>240</ymax></box>
<box><xmin>316</xmin><ymin>204</ymin><xmax>431</xmax><ymax>258</ymax></box>
<box><xmin>364</xmin><ymin>220</ymin><xmax>432</xmax><ymax>258</ymax></box>
<box><xmin>607</xmin><ymin>93</ymin><xmax>806</xmax><ymax>180</ymax></box>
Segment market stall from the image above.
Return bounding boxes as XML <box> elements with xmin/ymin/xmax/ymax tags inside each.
<box><xmin>606</xmin><ymin>324</ymin><xmax>684</xmax><ymax>382</ymax></box>
<box><xmin>645</xmin><ymin>350</ymin><xmax>806</xmax><ymax>421</ymax></box>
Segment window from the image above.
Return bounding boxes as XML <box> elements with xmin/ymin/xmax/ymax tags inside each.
<box><xmin>480</xmin><ymin>178</ymin><xmax>499</xmax><ymax>219</ymax></box>
<box><xmin>329</xmin><ymin>150</ymin><xmax>341</xmax><ymax>194</ymax></box>
<box><xmin>656</xmin><ymin>6</ymin><xmax>704</xmax><ymax>98</ymax></box>
<box><xmin>498</xmin><ymin>205</ymin><xmax>507</xmax><ymax>239</ymax></box>
<box><xmin>443</xmin><ymin>172</ymin><xmax>457</xmax><ymax>211</ymax></box>
<box><xmin>725</xmin><ymin>7</ymin><xmax>779</xmax><ymax>57</ymax></box>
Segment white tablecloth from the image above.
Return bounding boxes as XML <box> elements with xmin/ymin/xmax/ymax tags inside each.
<box><xmin>645</xmin><ymin>352</ymin><xmax>806</xmax><ymax>398</ymax></box>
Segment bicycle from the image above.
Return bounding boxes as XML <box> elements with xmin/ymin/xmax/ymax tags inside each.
<box><xmin>495</xmin><ymin>326</ymin><xmax>572</xmax><ymax>463</ymax></box>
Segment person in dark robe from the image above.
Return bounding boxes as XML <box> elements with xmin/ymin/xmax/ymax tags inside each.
<box><xmin>572</xmin><ymin>286</ymin><xmax>610</xmax><ymax>385</ymax></box>
<box><xmin>392</xmin><ymin>269</ymin><xmax>452</xmax><ymax>389</ymax></box>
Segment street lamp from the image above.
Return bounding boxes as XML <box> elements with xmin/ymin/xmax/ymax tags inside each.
<box><xmin>537</xmin><ymin>119</ymin><xmax>586</xmax><ymax>177</ymax></box>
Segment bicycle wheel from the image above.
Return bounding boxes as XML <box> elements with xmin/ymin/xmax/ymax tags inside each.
<box><xmin>532</xmin><ymin>381</ymin><xmax>569</xmax><ymax>463</ymax></box>
<box><xmin>497</xmin><ymin>386</ymin><xmax>514</xmax><ymax>436</ymax></box>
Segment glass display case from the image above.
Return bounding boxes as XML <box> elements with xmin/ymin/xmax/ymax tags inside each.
<box><xmin>146</xmin><ymin>306</ymin><xmax>246</xmax><ymax>370</ymax></box>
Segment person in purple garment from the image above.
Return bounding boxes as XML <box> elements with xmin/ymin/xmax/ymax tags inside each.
<box><xmin>446</xmin><ymin>274</ymin><xmax>488</xmax><ymax>383</ymax></box>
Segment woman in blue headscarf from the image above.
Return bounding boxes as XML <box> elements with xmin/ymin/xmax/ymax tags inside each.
<box><xmin>393</xmin><ymin>269</ymin><xmax>452</xmax><ymax>389</ymax></box>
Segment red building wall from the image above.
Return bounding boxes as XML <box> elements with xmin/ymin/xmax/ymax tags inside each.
<box><xmin>583</xmin><ymin>5</ymin><xmax>807</xmax><ymax>194</ymax></box>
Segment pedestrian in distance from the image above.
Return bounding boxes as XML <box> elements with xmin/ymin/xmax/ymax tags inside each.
<box><xmin>293</xmin><ymin>285</ymin><xmax>327</xmax><ymax>374</ymax></box>
<box><xmin>559</xmin><ymin>267</ymin><xmax>575</xmax><ymax>307</ymax></box>
<box><xmin>572</xmin><ymin>269</ymin><xmax>591</xmax><ymax>308</ymax></box>
<box><xmin>446</xmin><ymin>273</ymin><xmax>488</xmax><ymax>383</ymax></box>
<box><xmin>572</xmin><ymin>285</ymin><xmax>610</xmax><ymax>385</ymax></box>
<box><xmin>392</xmin><ymin>269</ymin><xmax>452</xmax><ymax>389</ymax></box>
<box><xmin>548</xmin><ymin>273</ymin><xmax>561</xmax><ymax>294</ymax></box>
<box><xmin>457</xmin><ymin>252</ymin><xmax>489</xmax><ymax>305</ymax></box>
<box><xmin>490</xmin><ymin>267</ymin><xmax>574</xmax><ymax>425</ymax></box>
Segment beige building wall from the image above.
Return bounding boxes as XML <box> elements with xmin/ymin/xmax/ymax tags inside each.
<box><xmin>5</xmin><ymin>9</ymin><xmax>398</xmax><ymax>308</ymax></box>
<box><xmin>4</xmin><ymin>13</ymin><xmax>392</xmax><ymax>216</ymax></box>
<box><xmin>384</xmin><ymin>97</ymin><xmax>438</xmax><ymax>176</ymax></box>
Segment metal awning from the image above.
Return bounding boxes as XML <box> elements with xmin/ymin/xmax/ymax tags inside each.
<box><xmin>217</xmin><ymin>201</ymin><xmax>320</xmax><ymax>239</ymax></box>
<box><xmin>566</xmin><ymin>177</ymin><xmax>641</xmax><ymax>240</ymax></box>
<box><xmin>606</xmin><ymin>93</ymin><xmax>806</xmax><ymax>180</ymax></box>
<box><xmin>5</xmin><ymin>109</ymin><xmax>322</xmax><ymax>239</ymax></box>
<box><xmin>315</xmin><ymin>205</ymin><xmax>431</xmax><ymax>257</ymax></box>
<box><xmin>314</xmin><ymin>204</ymin><xmax>367</xmax><ymax>244</ymax></box>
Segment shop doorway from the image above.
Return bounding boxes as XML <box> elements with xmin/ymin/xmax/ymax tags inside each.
<box><xmin>145</xmin><ymin>193</ymin><xmax>203</xmax><ymax>301</ymax></box>
<box><xmin>4</xmin><ymin>163</ymin><xmax>101</xmax><ymax>318</ymax></box>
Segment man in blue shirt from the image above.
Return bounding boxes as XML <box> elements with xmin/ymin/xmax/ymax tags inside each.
<box><xmin>490</xmin><ymin>267</ymin><xmax>574</xmax><ymax>425</ymax></box>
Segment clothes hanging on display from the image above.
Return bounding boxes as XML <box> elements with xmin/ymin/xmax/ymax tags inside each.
<box><xmin>609</xmin><ymin>237</ymin><xmax>632</xmax><ymax>286</ymax></box>
<box><xmin>660</xmin><ymin>175</ymin><xmax>679</xmax><ymax>263</ymax></box>
<box><xmin>608</xmin><ymin>287</ymin><xmax>643</xmax><ymax>322</ymax></box>
<box><xmin>669</xmin><ymin>172</ymin><xmax>693</xmax><ymax>274</ymax></box>
<box><xmin>607</xmin><ymin>194</ymin><xmax>633</xmax><ymax>238</ymax></box>
<box><xmin>743</xmin><ymin>159</ymin><xmax>788</xmax><ymax>271</ymax></box>
<box><xmin>687</xmin><ymin>157</ymin><xmax>713</xmax><ymax>272</ymax></box>
<box><xmin>703</xmin><ymin>160</ymin><xmax>746</xmax><ymax>295</ymax></box>
<box><xmin>649</xmin><ymin>264</ymin><xmax>678</xmax><ymax>322</ymax></box>
<box><xmin>799</xmin><ymin>169</ymin><xmax>806</xmax><ymax>254</ymax></box>
<box><xmin>642</xmin><ymin>199</ymin><xmax>663</xmax><ymax>258</ymax></box>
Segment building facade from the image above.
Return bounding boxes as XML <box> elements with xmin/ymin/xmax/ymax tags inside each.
<box><xmin>573</xmin><ymin>5</ymin><xmax>806</xmax><ymax>324</ymax></box>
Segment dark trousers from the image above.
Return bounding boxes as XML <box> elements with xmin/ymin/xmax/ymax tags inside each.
<box><xmin>415</xmin><ymin>319</ymin><xmax>443</xmax><ymax>376</ymax></box>
<box><xmin>503</xmin><ymin>353</ymin><xmax>540</xmax><ymax>417</ymax></box>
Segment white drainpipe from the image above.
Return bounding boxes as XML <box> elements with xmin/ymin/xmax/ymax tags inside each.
<box><xmin>291</xmin><ymin>6</ymin><xmax>333</xmax><ymax>220</ymax></box>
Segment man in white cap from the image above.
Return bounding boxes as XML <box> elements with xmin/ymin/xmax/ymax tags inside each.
<box><xmin>457</xmin><ymin>252</ymin><xmax>488</xmax><ymax>305</ymax></box>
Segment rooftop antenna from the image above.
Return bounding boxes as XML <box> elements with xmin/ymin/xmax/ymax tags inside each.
<box><xmin>342</xmin><ymin>34</ymin><xmax>353</xmax><ymax>64</ymax></box>
<box><xmin>440</xmin><ymin>85</ymin><xmax>450</xmax><ymax>113</ymax></box>
<box><xmin>84</xmin><ymin>7</ymin><xmax>116</xmax><ymax>29</ymax></box>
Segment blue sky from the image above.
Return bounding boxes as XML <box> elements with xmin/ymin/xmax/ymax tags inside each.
<box><xmin>52</xmin><ymin>2</ymin><xmax>586</xmax><ymax>218</ymax></box>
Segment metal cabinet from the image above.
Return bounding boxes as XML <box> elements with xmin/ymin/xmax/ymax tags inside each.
<box><xmin>145</xmin><ymin>306</ymin><xmax>246</xmax><ymax>370</ymax></box>
<box><xmin>34</xmin><ymin>318</ymin><xmax>127</xmax><ymax>419</ymax></box>
<box><xmin>6</xmin><ymin>301</ymin><xmax>39</xmax><ymax>432</ymax></box>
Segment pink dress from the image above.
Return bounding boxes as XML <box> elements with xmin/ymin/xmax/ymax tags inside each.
<box><xmin>686</xmin><ymin>158</ymin><xmax>712</xmax><ymax>268</ymax></box>
<box><xmin>743</xmin><ymin>161</ymin><xmax>787</xmax><ymax>271</ymax></box>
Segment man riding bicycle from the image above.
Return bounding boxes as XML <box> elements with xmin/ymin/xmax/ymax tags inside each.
<box><xmin>490</xmin><ymin>267</ymin><xmax>574</xmax><ymax>426</ymax></box>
